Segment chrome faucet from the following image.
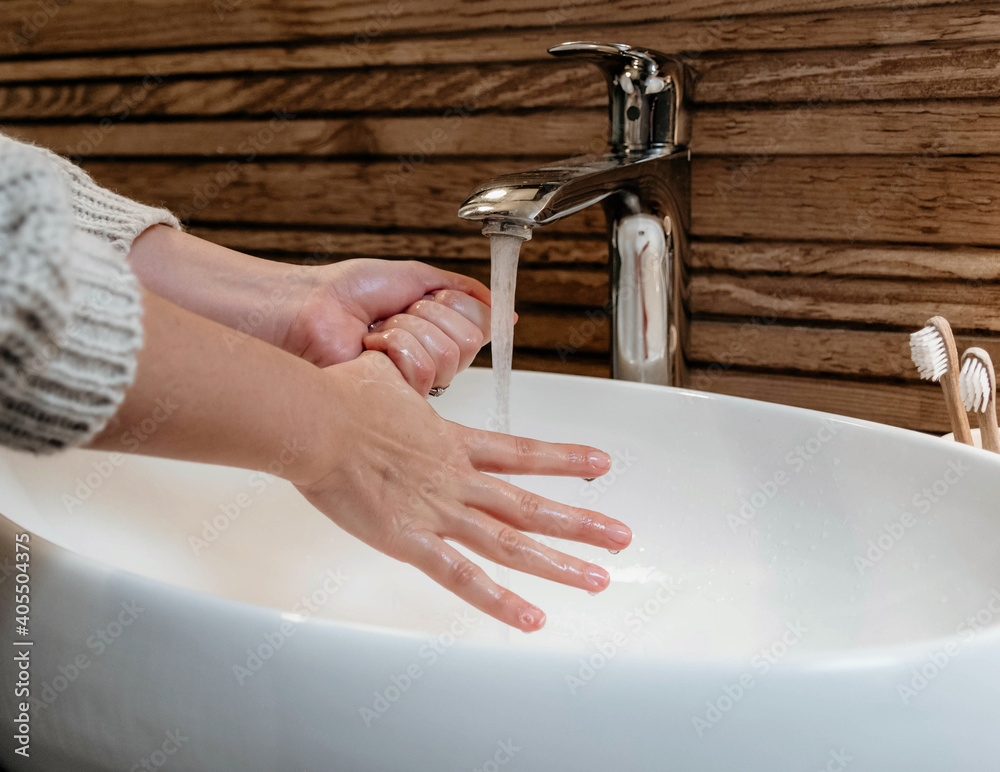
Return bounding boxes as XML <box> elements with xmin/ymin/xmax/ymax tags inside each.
<box><xmin>458</xmin><ymin>42</ymin><xmax>691</xmax><ymax>386</ymax></box>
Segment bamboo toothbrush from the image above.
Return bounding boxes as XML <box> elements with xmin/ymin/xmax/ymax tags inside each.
<box><xmin>958</xmin><ymin>347</ymin><xmax>1000</xmax><ymax>454</ymax></box>
<box><xmin>910</xmin><ymin>316</ymin><xmax>974</xmax><ymax>446</ymax></box>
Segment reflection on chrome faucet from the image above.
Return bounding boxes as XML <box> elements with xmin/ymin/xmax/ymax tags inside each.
<box><xmin>459</xmin><ymin>42</ymin><xmax>691</xmax><ymax>386</ymax></box>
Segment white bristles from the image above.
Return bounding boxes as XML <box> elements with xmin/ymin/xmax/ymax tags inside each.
<box><xmin>909</xmin><ymin>326</ymin><xmax>948</xmax><ymax>381</ymax></box>
<box><xmin>959</xmin><ymin>356</ymin><xmax>991</xmax><ymax>413</ymax></box>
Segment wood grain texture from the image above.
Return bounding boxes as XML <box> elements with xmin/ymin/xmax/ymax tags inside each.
<box><xmin>11</xmin><ymin>98</ymin><xmax>1000</xmax><ymax>160</ymax></box>
<box><xmin>79</xmin><ymin>159</ymin><xmax>607</xmax><ymax>232</ymax></box>
<box><xmin>692</xmin><ymin>156</ymin><xmax>1000</xmax><ymax>246</ymax></box>
<box><xmin>0</xmin><ymin>0</ymin><xmax>962</xmax><ymax>57</ymax></box>
<box><xmin>690</xmin><ymin>274</ymin><xmax>1000</xmax><ymax>332</ymax></box>
<box><xmin>508</xmin><ymin>309</ymin><xmax>610</xmax><ymax>353</ymax></box>
<box><xmin>0</xmin><ymin>64</ymin><xmax>606</xmax><ymax>120</ymax></box>
<box><xmin>474</xmin><ymin>350</ymin><xmax>610</xmax><ymax>378</ymax></box>
<box><xmin>187</xmin><ymin>226</ymin><xmax>606</xmax><ymax>265</ymax></box>
<box><xmin>691</xmin><ymin>369</ymin><xmax>949</xmax><ymax>431</ymax></box>
<box><xmin>7</xmin><ymin>43</ymin><xmax>1000</xmax><ymax>124</ymax></box>
<box><xmin>2</xmin><ymin>112</ymin><xmax>608</xmax><ymax>159</ymax></box>
<box><xmin>697</xmin><ymin>42</ymin><xmax>1000</xmax><ymax>103</ymax></box>
<box><xmin>694</xmin><ymin>100</ymin><xmax>1000</xmax><ymax>156</ymax></box>
<box><xmin>4</xmin><ymin>3</ymin><xmax>997</xmax><ymax>79</ymax></box>
<box><xmin>35</xmin><ymin>158</ymin><xmax>1000</xmax><ymax>252</ymax></box>
<box><xmin>689</xmin><ymin>320</ymin><xmax>1000</xmax><ymax>379</ymax></box>
<box><xmin>448</xmin><ymin>265</ymin><xmax>608</xmax><ymax>307</ymax></box>
<box><xmin>689</xmin><ymin>240</ymin><xmax>1000</xmax><ymax>281</ymax></box>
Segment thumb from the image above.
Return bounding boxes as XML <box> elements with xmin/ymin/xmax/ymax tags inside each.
<box><xmin>401</xmin><ymin>261</ymin><xmax>491</xmax><ymax>307</ymax></box>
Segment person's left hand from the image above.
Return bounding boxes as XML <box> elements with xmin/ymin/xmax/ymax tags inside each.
<box><xmin>280</xmin><ymin>258</ymin><xmax>495</xmax><ymax>396</ymax></box>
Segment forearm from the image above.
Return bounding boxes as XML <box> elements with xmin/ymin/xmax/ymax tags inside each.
<box><xmin>127</xmin><ymin>225</ymin><xmax>304</xmax><ymax>349</ymax></box>
<box><xmin>90</xmin><ymin>289</ymin><xmax>337</xmax><ymax>486</ymax></box>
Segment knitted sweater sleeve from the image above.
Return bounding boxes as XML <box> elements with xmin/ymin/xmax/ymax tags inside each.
<box><xmin>0</xmin><ymin>136</ymin><xmax>180</xmax><ymax>453</ymax></box>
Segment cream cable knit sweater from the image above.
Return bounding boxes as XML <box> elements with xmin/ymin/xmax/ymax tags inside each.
<box><xmin>0</xmin><ymin>135</ymin><xmax>180</xmax><ymax>453</ymax></box>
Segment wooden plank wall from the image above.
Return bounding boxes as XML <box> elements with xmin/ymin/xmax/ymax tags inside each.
<box><xmin>3</xmin><ymin>0</ymin><xmax>999</xmax><ymax>432</ymax></box>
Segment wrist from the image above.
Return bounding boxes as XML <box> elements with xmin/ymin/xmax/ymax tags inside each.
<box><xmin>276</xmin><ymin>362</ymin><xmax>354</xmax><ymax>489</ymax></box>
<box><xmin>128</xmin><ymin>226</ymin><xmax>314</xmax><ymax>351</ymax></box>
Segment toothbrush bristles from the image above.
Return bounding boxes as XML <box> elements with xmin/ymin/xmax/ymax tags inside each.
<box><xmin>959</xmin><ymin>357</ymin><xmax>991</xmax><ymax>413</ymax></box>
<box><xmin>909</xmin><ymin>326</ymin><xmax>948</xmax><ymax>382</ymax></box>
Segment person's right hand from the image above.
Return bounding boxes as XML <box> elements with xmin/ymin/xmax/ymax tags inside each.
<box><xmin>296</xmin><ymin>352</ymin><xmax>633</xmax><ymax>632</ymax></box>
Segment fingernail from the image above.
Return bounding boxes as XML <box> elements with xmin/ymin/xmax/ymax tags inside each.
<box><xmin>588</xmin><ymin>450</ymin><xmax>611</xmax><ymax>471</ymax></box>
<box><xmin>519</xmin><ymin>606</ymin><xmax>545</xmax><ymax>630</ymax></box>
<box><xmin>585</xmin><ymin>566</ymin><xmax>609</xmax><ymax>589</ymax></box>
<box><xmin>606</xmin><ymin>523</ymin><xmax>631</xmax><ymax>547</ymax></box>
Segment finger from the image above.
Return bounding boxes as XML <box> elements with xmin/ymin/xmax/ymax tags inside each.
<box><xmin>464</xmin><ymin>429</ymin><xmax>613</xmax><ymax>478</ymax></box>
<box><xmin>399</xmin><ymin>261</ymin><xmax>492</xmax><ymax>307</ymax></box>
<box><xmin>373</xmin><ymin>314</ymin><xmax>460</xmax><ymax>388</ymax></box>
<box><xmin>405</xmin><ymin>530</ymin><xmax>546</xmax><ymax>631</ymax></box>
<box><xmin>446</xmin><ymin>509</ymin><xmax>612</xmax><ymax>593</ymax></box>
<box><xmin>405</xmin><ymin>298</ymin><xmax>485</xmax><ymax>371</ymax></box>
<box><xmin>463</xmin><ymin>476</ymin><xmax>632</xmax><ymax>550</ymax></box>
<box><xmin>362</xmin><ymin>328</ymin><xmax>435</xmax><ymax>396</ymax></box>
<box><xmin>426</xmin><ymin>290</ymin><xmax>493</xmax><ymax>346</ymax></box>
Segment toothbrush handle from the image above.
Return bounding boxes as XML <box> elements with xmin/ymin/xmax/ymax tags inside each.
<box><xmin>981</xmin><ymin>402</ymin><xmax>1000</xmax><ymax>454</ymax></box>
<box><xmin>942</xmin><ymin>370</ymin><xmax>975</xmax><ymax>446</ymax></box>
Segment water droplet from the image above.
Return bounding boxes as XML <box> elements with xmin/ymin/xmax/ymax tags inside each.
<box><xmin>588</xmin><ymin>591</ymin><xmax>599</xmax><ymax>597</ymax></box>
<box><xmin>608</xmin><ymin>549</ymin><xmax>620</xmax><ymax>555</ymax></box>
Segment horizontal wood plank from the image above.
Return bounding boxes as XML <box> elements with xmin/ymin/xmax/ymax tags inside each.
<box><xmin>690</xmin><ymin>368</ymin><xmax>949</xmax><ymax>432</ymax></box>
<box><xmin>689</xmin><ymin>240</ymin><xmax>1000</xmax><ymax>281</ymax></box>
<box><xmin>474</xmin><ymin>350</ymin><xmax>610</xmax><ymax>379</ymax></box>
<box><xmin>1</xmin><ymin>112</ymin><xmax>608</xmax><ymax>159</ymax></box>
<box><xmin>80</xmin><ymin>159</ymin><xmax>607</xmax><ymax>232</ymax></box>
<box><xmin>692</xmin><ymin>156</ymin><xmax>1000</xmax><ymax>246</ymax></box>
<box><xmin>0</xmin><ymin>0</ymin><xmax>962</xmax><ymax>57</ymax></box>
<box><xmin>188</xmin><ymin>226</ymin><xmax>605</xmax><ymax>265</ymax></box>
<box><xmin>508</xmin><ymin>310</ymin><xmax>610</xmax><ymax>353</ymax></box>
<box><xmin>689</xmin><ymin>320</ymin><xmax>1000</xmax><ymax>379</ymax></box>
<box><xmin>697</xmin><ymin>42</ymin><xmax>1000</xmax><ymax>103</ymax></box>
<box><xmin>690</xmin><ymin>274</ymin><xmax>1000</xmax><ymax>332</ymax></box>
<box><xmin>444</xmin><ymin>265</ymin><xmax>608</xmax><ymax>307</ymax></box>
<box><xmin>693</xmin><ymin>100</ymin><xmax>1000</xmax><ymax>156</ymax></box>
<box><xmin>0</xmin><ymin>64</ymin><xmax>605</xmax><ymax>120</ymax></box>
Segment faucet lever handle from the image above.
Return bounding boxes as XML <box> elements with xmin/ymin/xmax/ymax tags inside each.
<box><xmin>548</xmin><ymin>41</ymin><xmax>690</xmax><ymax>153</ymax></box>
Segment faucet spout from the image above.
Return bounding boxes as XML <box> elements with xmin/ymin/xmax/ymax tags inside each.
<box><xmin>458</xmin><ymin>150</ymin><xmax>673</xmax><ymax>229</ymax></box>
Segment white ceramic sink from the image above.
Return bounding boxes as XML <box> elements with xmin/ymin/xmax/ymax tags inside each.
<box><xmin>2</xmin><ymin>368</ymin><xmax>1000</xmax><ymax>770</ymax></box>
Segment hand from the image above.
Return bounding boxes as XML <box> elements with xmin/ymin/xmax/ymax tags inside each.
<box><xmin>281</xmin><ymin>258</ymin><xmax>494</xmax><ymax>395</ymax></box>
<box><xmin>297</xmin><ymin>353</ymin><xmax>633</xmax><ymax>632</ymax></box>
<box><xmin>126</xmin><ymin>228</ymin><xmax>494</xmax><ymax>396</ymax></box>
